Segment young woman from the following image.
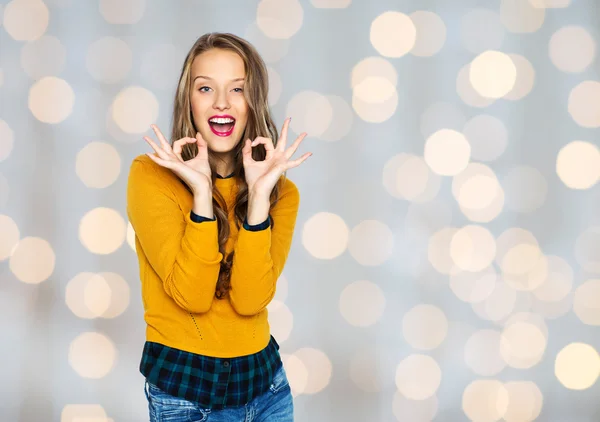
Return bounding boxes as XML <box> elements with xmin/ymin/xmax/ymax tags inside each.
<box><xmin>127</xmin><ymin>32</ymin><xmax>311</xmax><ymax>421</ymax></box>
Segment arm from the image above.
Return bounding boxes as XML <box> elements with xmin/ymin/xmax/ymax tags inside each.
<box><xmin>126</xmin><ymin>157</ymin><xmax>222</xmax><ymax>313</ymax></box>
<box><xmin>228</xmin><ymin>178</ymin><xmax>300</xmax><ymax>316</ymax></box>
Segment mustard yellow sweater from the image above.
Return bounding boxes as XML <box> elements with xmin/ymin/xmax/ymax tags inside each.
<box><xmin>126</xmin><ymin>155</ymin><xmax>299</xmax><ymax>358</ymax></box>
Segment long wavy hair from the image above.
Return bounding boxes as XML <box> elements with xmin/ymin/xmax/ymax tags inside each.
<box><xmin>170</xmin><ymin>32</ymin><xmax>283</xmax><ymax>299</ymax></box>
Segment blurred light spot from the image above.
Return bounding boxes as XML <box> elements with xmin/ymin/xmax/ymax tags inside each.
<box><xmin>409</xmin><ymin>11</ymin><xmax>446</xmax><ymax>57</ymax></box>
<box><xmin>350</xmin><ymin>348</ymin><xmax>394</xmax><ymax>393</ymax></box>
<box><xmin>126</xmin><ymin>221</ymin><xmax>136</xmax><ymax>252</ymax></box>
<box><xmin>420</xmin><ymin>102</ymin><xmax>466</xmax><ymax>139</ymax></box>
<box><xmin>281</xmin><ymin>353</ymin><xmax>308</xmax><ymax>397</ymax></box>
<box><xmin>549</xmin><ymin>26</ymin><xmax>596</xmax><ymax>73</ymax></box>
<box><xmin>267</xmin><ymin>300</ymin><xmax>293</xmax><ymax>342</ymax></box>
<box><xmin>402</xmin><ymin>304</ymin><xmax>448</xmax><ymax>350</ymax></box>
<box><xmin>76</xmin><ymin>142</ymin><xmax>121</xmax><ymax>189</ymax></box>
<box><xmin>86</xmin><ymin>37</ymin><xmax>132</xmax><ymax>84</ymax></box>
<box><xmin>450</xmin><ymin>225</ymin><xmax>496</xmax><ymax>272</ymax></box>
<box><xmin>424</xmin><ymin>129</ymin><xmax>471</xmax><ymax>176</ymax></box>
<box><xmin>3</xmin><ymin>0</ymin><xmax>49</xmax><ymax>41</ymax></box>
<box><xmin>10</xmin><ymin>237</ymin><xmax>55</xmax><ymax>284</ymax></box>
<box><xmin>140</xmin><ymin>43</ymin><xmax>183</xmax><ymax>90</ymax></box>
<box><xmin>504</xmin><ymin>311</ymin><xmax>549</xmax><ymax>338</ymax></box>
<box><xmin>319</xmin><ymin>95</ymin><xmax>353</xmax><ymax>142</ymax></box>
<box><xmin>61</xmin><ymin>404</ymin><xmax>108</xmax><ymax>422</ymax></box>
<box><xmin>267</xmin><ymin>66</ymin><xmax>282</xmax><ymax>105</ymax></box>
<box><xmin>450</xmin><ymin>266</ymin><xmax>497</xmax><ymax>303</ymax></box>
<box><xmin>0</xmin><ymin>120</ymin><xmax>14</xmax><ymax>162</ymax></box>
<box><xmin>503</xmin><ymin>54</ymin><xmax>536</xmax><ymax>100</ymax></box>
<box><xmin>0</xmin><ymin>68</ymin><xmax>4</xmax><ymax>87</ymax></box>
<box><xmin>453</xmin><ymin>163</ymin><xmax>505</xmax><ymax>222</ymax></box>
<box><xmin>351</xmin><ymin>57</ymin><xmax>397</xmax><ymax>89</ymax></box>
<box><xmin>352</xmin><ymin>89</ymin><xmax>398</xmax><ymax>123</ymax></box>
<box><xmin>111</xmin><ymin>86</ymin><xmax>159</xmax><ymax>134</ymax></box>
<box><xmin>302</xmin><ymin>212</ymin><xmax>349</xmax><ymax>259</ymax></box>
<box><xmin>503</xmin><ymin>252</ymin><xmax>547</xmax><ymax>292</ymax></box>
<box><xmin>69</xmin><ymin>332</ymin><xmax>116</xmax><ymax>379</ymax></box>
<box><xmin>66</xmin><ymin>272</ymin><xmax>130</xmax><ymax>319</ymax></box>
<box><xmin>293</xmin><ymin>348</ymin><xmax>332</xmax><ymax>394</ymax></box>
<box><xmin>44</xmin><ymin>0</ymin><xmax>73</xmax><ymax>7</ymax></box>
<box><xmin>463</xmin><ymin>115</ymin><xmax>508</xmax><ymax>162</ymax></box>
<box><xmin>575</xmin><ymin>226</ymin><xmax>600</xmax><ymax>272</ymax></box>
<box><xmin>500</xmin><ymin>0</ymin><xmax>545</xmax><ymax>33</ymax></box>
<box><xmin>257</xmin><ymin>0</ymin><xmax>303</xmax><ymax>40</ymax></box>
<box><xmin>20</xmin><ymin>35</ymin><xmax>66</xmax><ymax>80</ymax></box>
<box><xmin>383</xmin><ymin>154</ymin><xmax>440</xmax><ymax>202</ymax></box>
<box><xmin>395</xmin><ymin>354</ymin><xmax>441</xmax><ymax>400</ymax></box>
<box><xmin>568</xmin><ymin>81</ymin><xmax>600</xmax><ymax>128</ymax></box>
<box><xmin>428</xmin><ymin>227</ymin><xmax>459</xmax><ymax>275</ymax></box>
<box><xmin>556</xmin><ymin>140</ymin><xmax>600</xmax><ymax>188</ymax></box>
<box><xmin>555</xmin><ymin>343</ymin><xmax>600</xmax><ymax>390</ymax></box>
<box><xmin>460</xmin><ymin>9</ymin><xmax>504</xmax><ymax>54</ymax></box>
<box><xmin>503</xmin><ymin>381</ymin><xmax>543</xmax><ymax>422</ymax></box>
<box><xmin>462</xmin><ymin>380</ymin><xmax>509</xmax><ymax>421</ymax></box>
<box><xmin>464</xmin><ymin>329</ymin><xmax>506</xmax><ymax>375</ymax></box>
<box><xmin>457</xmin><ymin>64</ymin><xmax>496</xmax><ymax>108</ymax></box>
<box><xmin>573</xmin><ymin>279</ymin><xmax>600</xmax><ymax>325</ymax></box>
<box><xmin>272</xmin><ymin>274</ymin><xmax>289</xmax><ymax>309</ymax></box>
<box><xmin>404</xmin><ymin>199</ymin><xmax>452</xmax><ymax>239</ymax></box>
<box><xmin>495</xmin><ymin>228</ymin><xmax>541</xmax><ymax>276</ymax></box>
<box><xmin>531</xmin><ymin>255</ymin><xmax>573</xmax><ymax>302</ymax></box>
<box><xmin>310</xmin><ymin>0</ymin><xmax>350</xmax><ymax>7</ymax></box>
<box><xmin>0</xmin><ymin>215</ymin><xmax>19</xmax><ymax>260</ymax></box>
<box><xmin>501</xmin><ymin>321</ymin><xmax>546</xmax><ymax>368</ymax></box>
<box><xmin>353</xmin><ymin>76</ymin><xmax>396</xmax><ymax>103</ymax></box>
<box><xmin>470</xmin><ymin>51</ymin><xmax>517</xmax><ymax>98</ymax></box>
<box><xmin>29</xmin><ymin>76</ymin><xmax>75</xmax><ymax>124</ymax></box>
<box><xmin>286</xmin><ymin>90</ymin><xmax>332</xmax><ymax>138</ymax></box>
<box><xmin>392</xmin><ymin>392</ymin><xmax>438</xmax><ymax>422</ymax></box>
<box><xmin>472</xmin><ymin>280</ymin><xmax>517</xmax><ymax>322</ymax></box>
<box><xmin>503</xmin><ymin>166</ymin><xmax>548</xmax><ymax>212</ymax></box>
<box><xmin>244</xmin><ymin>22</ymin><xmax>290</xmax><ymax>63</ymax></box>
<box><xmin>370</xmin><ymin>11</ymin><xmax>416</xmax><ymax>58</ymax></box>
<box><xmin>99</xmin><ymin>0</ymin><xmax>145</xmax><ymax>24</ymax></box>
<box><xmin>339</xmin><ymin>280</ymin><xmax>385</xmax><ymax>327</ymax></box>
<box><xmin>529</xmin><ymin>0</ymin><xmax>570</xmax><ymax>7</ymax></box>
<box><xmin>79</xmin><ymin>207</ymin><xmax>126</xmax><ymax>255</ymax></box>
<box><xmin>349</xmin><ymin>220</ymin><xmax>393</xmax><ymax>266</ymax></box>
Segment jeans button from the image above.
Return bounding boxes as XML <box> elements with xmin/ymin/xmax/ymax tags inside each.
<box><xmin>223</xmin><ymin>361</ymin><xmax>230</xmax><ymax>367</ymax></box>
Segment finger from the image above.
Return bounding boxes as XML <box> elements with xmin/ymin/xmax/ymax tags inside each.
<box><xmin>144</xmin><ymin>136</ymin><xmax>170</xmax><ymax>160</ymax></box>
<box><xmin>172</xmin><ymin>137</ymin><xmax>196</xmax><ymax>161</ymax></box>
<box><xmin>285</xmin><ymin>132</ymin><xmax>308</xmax><ymax>159</ymax></box>
<box><xmin>195</xmin><ymin>132</ymin><xmax>209</xmax><ymax>158</ymax></box>
<box><xmin>242</xmin><ymin>138</ymin><xmax>255</xmax><ymax>164</ymax></box>
<box><xmin>251</xmin><ymin>136</ymin><xmax>275</xmax><ymax>158</ymax></box>
<box><xmin>277</xmin><ymin>117</ymin><xmax>292</xmax><ymax>151</ymax></box>
<box><xmin>145</xmin><ymin>152</ymin><xmax>173</xmax><ymax>168</ymax></box>
<box><xmin>151</xmin><ymin>125</ymin><xmax>172</xmax><ymax>152</ymax></box>
<box><xmin>285</xmin><ymin>152</ymin><xmax>312</xmax><ymax>169</ymax></box>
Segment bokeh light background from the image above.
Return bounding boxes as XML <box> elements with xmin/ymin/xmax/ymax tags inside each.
<box><xmin>1</xmin><ymin>0</ymin><xmax>600</xmax><ymax>421</ymax></box>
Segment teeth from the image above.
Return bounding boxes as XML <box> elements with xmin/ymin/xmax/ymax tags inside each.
<box><xmin>209</xmin><ymin>117</ymin><xmax>234</xmax><ymax>124</ymax></box>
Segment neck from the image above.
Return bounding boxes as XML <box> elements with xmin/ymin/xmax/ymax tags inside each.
<box><xmin>213</xmin><ymin>153</ymin><xmax>234</xmax><ymax>178</ymax></box>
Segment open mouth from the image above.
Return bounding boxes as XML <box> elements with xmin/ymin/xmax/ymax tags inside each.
<box><xmin>208</xmin><ymin>116</ymin><xmax>235</xmax><ymax>137</ymax></box>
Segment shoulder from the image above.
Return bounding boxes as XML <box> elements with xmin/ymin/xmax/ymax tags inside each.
<box><xmin>128</xmin><ymin>154</ymin><xmax>179</xmax><ymax>185</ymax></box>
<box><xmin>278</xmin><ymin>176</ymin><xmax>299</xmax><ymax>201</ymax></box>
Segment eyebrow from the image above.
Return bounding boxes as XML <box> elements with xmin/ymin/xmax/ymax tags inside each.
<box><xmin>193</xmin><ymin>76</ymin><xmax>245</xmax><ymax>82</ymax></box>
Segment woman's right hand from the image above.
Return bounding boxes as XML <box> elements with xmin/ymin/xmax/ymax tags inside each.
<box><xmin>143</xmin><ymin>125</ymin><xmax>212</xmax><ymax>194</ymax></box>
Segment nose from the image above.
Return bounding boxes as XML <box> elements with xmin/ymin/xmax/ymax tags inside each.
<box><xmin>212</xmin><ymin>90</ymin><xmax>230</xmax><ymax>111</ymax></box>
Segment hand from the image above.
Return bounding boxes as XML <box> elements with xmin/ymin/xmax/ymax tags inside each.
<box><xmin>242</xmin><ymin>118</ymin><xmax>312</xmax><ymax>196</ymax></box>
<box><xmin>143</xmin><ymin>124</ymin><xmax>212</xmax><ymax>193</ymax></box>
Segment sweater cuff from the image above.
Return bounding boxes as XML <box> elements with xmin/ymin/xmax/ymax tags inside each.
<box><xmin>243</xmin><ymin>215</ymin><xmax>271</xmax><ymax>232</ymax></box>
<box><xmin>190</xmin><ymin>210</ymin><xmax>217</xmax><ymax>224</ymax></box>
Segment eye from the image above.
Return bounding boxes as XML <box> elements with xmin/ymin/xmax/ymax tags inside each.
<box><xmin>198</xmin><ymin>86</ymin><xmax>211</xmax><ymax>92</ymax></box>
<box><xmin>233</xmin><ymin>87</ymin><xmax>244</xmax><ymax>93</ymax></box>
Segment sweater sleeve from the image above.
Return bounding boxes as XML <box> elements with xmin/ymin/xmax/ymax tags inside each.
<box><xmin>228</xmin><ymin>178</ymin><xmax>300</xmax><ymax>316</ymax></box>
<box><xmin>126</xmin><ymin>156</ymin><xmax>223</xmax><ymax>313</ymax></box>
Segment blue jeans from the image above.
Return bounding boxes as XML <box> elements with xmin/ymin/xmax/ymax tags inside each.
<box><xmin>145</xmin><ymin>364</ymin><xmax>294</xmax><ymax>421</ymax></box>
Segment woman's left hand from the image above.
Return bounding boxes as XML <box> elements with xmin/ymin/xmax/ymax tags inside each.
<box><xmin>242</xmin><ymin>118</ymin><xmax>311</xmax><ymax>196</ymax></box>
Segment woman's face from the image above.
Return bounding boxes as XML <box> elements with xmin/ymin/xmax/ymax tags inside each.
<box><xmin>189</xmin><ymin>48</ymin><xmax>248</xmax><ymax>157</ymax></box>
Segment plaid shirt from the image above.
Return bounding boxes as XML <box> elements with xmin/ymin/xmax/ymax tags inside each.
<box><xmin>140</xmin><ymin>335</ymin><xmax>282</xmax><ymax>409</ymax></box>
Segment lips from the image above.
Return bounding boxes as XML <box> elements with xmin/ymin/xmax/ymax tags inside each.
<box><xmin>208</xmin><ymin>115</ymin><xmax>235</xmax><ymax>137</ymax></box>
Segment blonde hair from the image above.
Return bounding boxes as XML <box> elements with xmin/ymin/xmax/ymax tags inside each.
<box><xmin>170</xmin><ymin>33</ymin><xmax>283</xmax><ymax>299</ymax></box>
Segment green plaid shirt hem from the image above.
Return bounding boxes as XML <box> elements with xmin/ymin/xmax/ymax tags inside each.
<box><xmin>140</xmin><ymin>336</ymin><xmax>282</xmax><ymax>410</ymax></box>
